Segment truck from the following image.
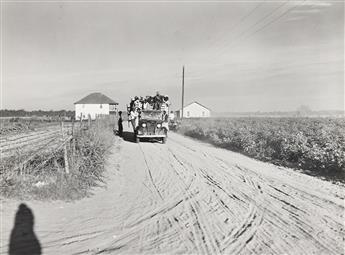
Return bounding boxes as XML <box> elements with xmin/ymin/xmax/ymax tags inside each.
<box><xmin>135</xmin><ymin>110</ymin><xmax>168</xmax><ymax>143</ymax></box>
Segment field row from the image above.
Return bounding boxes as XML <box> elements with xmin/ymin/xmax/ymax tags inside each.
<box><xmin>0</xmin><ymin>124</ymin><xmax>72</xmax><ymax>159</ymax></box>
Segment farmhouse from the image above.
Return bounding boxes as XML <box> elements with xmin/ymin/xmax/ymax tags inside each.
<box><xmin>74</xmin><ymin>92</ymin><xmax>118</xmax><ymax>120</ymax></box>
<box><xmin>176</xmin><ymin>101</ymin><xmax>211</xmax><ymax>118</ymax></box>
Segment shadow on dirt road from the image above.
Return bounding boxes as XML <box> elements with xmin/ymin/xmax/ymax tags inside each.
<box><xmin>9</xmin><ymin>203</ymin><xmax>41</xmax><ymax>255</ymax></box>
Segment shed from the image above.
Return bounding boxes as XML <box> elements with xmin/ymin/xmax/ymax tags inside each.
<box><xmin>176</xmin><ymin>101</ymin><xmax>211</xmax><ymax>118</ymax></box>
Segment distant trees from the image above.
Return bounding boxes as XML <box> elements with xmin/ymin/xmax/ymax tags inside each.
<box><xmin>0</xmin><ymin>109</ymin><xmax>75</xmax><ymax>118</ymax></box>
<box><xmin>296</xmin><ymin>105</ymin><xmax>312</xmax><ymax>117</ymax></box>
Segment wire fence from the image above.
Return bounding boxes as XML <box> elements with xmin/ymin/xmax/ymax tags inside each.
<box><xmin>0</xmin><ymin>114</ymin><xmax>116</xmax><ymax>176</ymax></box>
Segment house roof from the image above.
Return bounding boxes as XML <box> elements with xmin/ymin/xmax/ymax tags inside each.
<box><xmin>74</xmin><ymin>92</ymin><xmax>118</xmax><ymax>105</ymax></box>
<box><xmin>177</xmin><ymin>101</ymin><xmax>211</xmax><ymax>111</ymax></box>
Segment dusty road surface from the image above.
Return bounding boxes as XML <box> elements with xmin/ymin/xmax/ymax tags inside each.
<box><xmin>1</xmin><ymin>130</ymin><xmax>344</xmax><ymax>254</ymax></box>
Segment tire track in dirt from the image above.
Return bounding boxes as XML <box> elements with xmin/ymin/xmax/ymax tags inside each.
<box><xmin>138</xmin><ymin>143</ymin><xmax>164</xmax><ymax>201</ymax></box>
<box><xmin>166</xmin><ymin>143</ymin><xmax>264</xmax><ymax>254</ymax></box>
<box><xmin>166</xmin><ymin>134</ymin><xmax>344</xmax><ymax>254</ymax></box>
<box><xmin>140</xmin><ymin>144</ymin><xmax>217</xmax><ymax>254</ymax></box>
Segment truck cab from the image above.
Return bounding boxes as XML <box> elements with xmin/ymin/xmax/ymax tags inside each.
<box><xmin>135</xmin><ymin>110</ymin><xmax>168</xmax><ymax>143</ymax></box>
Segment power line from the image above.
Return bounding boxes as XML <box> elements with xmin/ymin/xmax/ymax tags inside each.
<box><xmin>216</xmin><ymin>0</ymin><xmax>308</xmax><ymax>59</ymax></box>
<box><xmin>207</xmin><ymin>1</ymin><xmax>290</xmax><ymax>63</ymax></box>
<box><xmin>190</xmin><ymin>1</ymin><xmax>308</xmax><ymax>78</ymax></box>
<box><xmin>198</xmin><ymin>2</ymin><xmax>264</xmax><ymax>63</ymax></box>
<box><xmin>244</xmin><ymin>0</ymin><xmax>306</xmax><ymax>40</ymax></box>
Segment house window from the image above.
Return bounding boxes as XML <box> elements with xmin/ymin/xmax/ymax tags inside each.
<box><xmin>202</xmin><ymin>111</ymin><xmax>205</xmax><ymax>117</ymax></box>
<box><xmin>187</xmin><ymin>111</ymin><xmax>190</xmax><ymax>117</ymax></box>
<box><xmin>109</xmin><ymin>104</ymin><xmax>116</xmax><ymax>111</ymax></box>
<box><xmin>100</xmin><ymin>104</ymin><xmax>103</xmax><ymax>109</ymax></box>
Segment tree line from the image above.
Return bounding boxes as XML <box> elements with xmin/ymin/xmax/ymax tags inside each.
<box><xmin>0</xmin><ymin>109</ymin><xmax>75</xmax><ymax>118</ymax></box>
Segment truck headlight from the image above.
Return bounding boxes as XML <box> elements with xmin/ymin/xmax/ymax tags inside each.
<box><xmin>157</xmin><ymin>124</ymin><xmax>161</xmax><ymax>128</ymax></box>
<box><xmin>142</xmin><ymin>123</ymin><xmax>146</xmax><ymax>127</ymax></box>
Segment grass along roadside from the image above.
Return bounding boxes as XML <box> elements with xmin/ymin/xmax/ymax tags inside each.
<box><xmin>0</xmin><ymin>118</ymin><xmax>117</xmax><ymax>201</ymax></box>
<box><xmin>177</xmin><ymin>117</ymin><xmax>345</xmax><ymax>183</ymax></box>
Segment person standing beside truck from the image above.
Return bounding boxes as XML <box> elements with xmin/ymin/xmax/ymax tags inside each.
<box><xmin>117</xmin><ymin>111</ymin><xmax>123</xmax><ymax>137</ymax></box>
<box><xmin>162</xmin><ymin>110</ymin><xmax>169</xmax><ymax>131</ymax></box>
<box><xmin>130</xmin><ymin>108</ymin><xmax>139</xmax><ymax>133</ymax></box>
<box><xmin>169</xmin><ymin>111</ymin><xmax>175</xmax><ymax>120</ymax></box>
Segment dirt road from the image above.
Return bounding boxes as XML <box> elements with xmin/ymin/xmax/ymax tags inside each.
<box><xmin>1</xmin><ymin>130</ymin><xmax>344</xmax><ymax>254</ymax></box>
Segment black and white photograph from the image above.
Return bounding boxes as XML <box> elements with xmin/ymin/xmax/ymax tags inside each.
<box><xmin>0</xmin><ymin>0</ymin><xmax>344</xmax><ymax>254</ymax></box>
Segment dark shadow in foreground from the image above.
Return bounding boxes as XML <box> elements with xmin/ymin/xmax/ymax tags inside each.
<box><xmin>9</xmin><ymin>203</ymin><xmax>41</xmax><ymax>255</ymax></box>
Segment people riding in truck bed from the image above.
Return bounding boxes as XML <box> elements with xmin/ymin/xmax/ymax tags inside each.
<box><xmin>128</xmin><ymin>92</ymin><xmax>170</xmax><ymax>112</ymax></box>
<box><xmin>127</xmin><ymin>92</ymin><xmax>171</xmax><ymax>133</ymax></box>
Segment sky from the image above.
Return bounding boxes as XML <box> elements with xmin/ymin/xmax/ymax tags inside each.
<box><xmin>1</xmin><ymin>0</ymin><xmax>344</xmax><ymax>112</ymax></box>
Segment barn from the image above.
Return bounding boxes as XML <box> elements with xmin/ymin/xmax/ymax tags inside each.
<box><xmin>176</xmin><ymin>101</ymin><xmax>211</xmax><ymax>118</ymax></box>
<box><xmin>74</xmin><ymin>92</ymin><xmax>118</xmax><ymax>120</ymax></box>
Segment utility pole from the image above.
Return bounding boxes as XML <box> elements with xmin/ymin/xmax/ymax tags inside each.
<box><xmin>181</xmin><ymin>66</ymin><xmax>185</xmax><ymax>119</ymax></box>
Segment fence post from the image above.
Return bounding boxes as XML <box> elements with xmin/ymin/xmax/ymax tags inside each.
<box><xmin>88</xmin><ymin>114</ymin><xmax>91</xmax><ymax>128</ymax></box>
<box><xmin>61</xmin><ymin>119</ymin><xmax>70</xmax><ymax>174</ymax></box>
<box><xmin>71</xmin><ymin>118</ymin><xmax>75</xmax><ymax>162</ymax></box>
<box><xmin>71</xmin><ymin>118</ymin><xmax>75</xmax><ymax>136</ymax></box>
<box><xmin>80</xmin><ymin>113</ymin><xmax>83</xmax><ymax>129</ymax></box>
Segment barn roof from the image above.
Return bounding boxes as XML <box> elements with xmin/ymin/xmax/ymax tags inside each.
<box><xmin>74</xmin><ymin>93</ymin><xmax>118</xmax><ymax>105</ymax></box>
<box><xmin>179</xmin><ymin>101</ymin><xmax>211</xmax><ymax>111</ymax></box>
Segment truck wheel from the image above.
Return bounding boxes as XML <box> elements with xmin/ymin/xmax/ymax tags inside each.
<box><xmin>162</xmin><ymin>137</ymin><xmax>167</xmax><ymax>144</ymax></box>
